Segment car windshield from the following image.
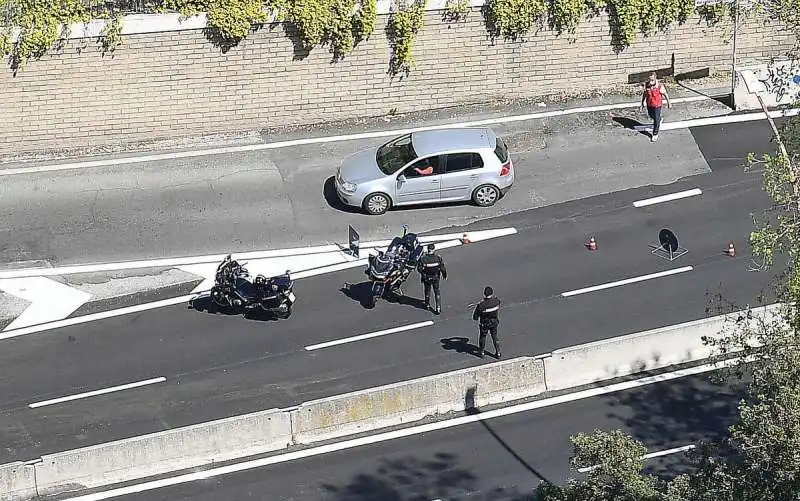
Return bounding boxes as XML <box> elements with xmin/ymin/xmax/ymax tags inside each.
<box><xmin>376</xmin><ymin>134</ymin><xmax>417</xmax><ymax>175</ymax></box>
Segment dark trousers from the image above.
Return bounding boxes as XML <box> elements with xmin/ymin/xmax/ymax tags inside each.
<box><xmin>423</xmin><ymin>279</ymin><xmax>441</xmax><ymax>310</ymax></box>
<box><xmin>479</xmin><ymin>322</ymin><xmax>500</xmax><ymax>355</ymax></box>
<box><xmin>647</xmin><ymin>106</ymin><xmax>662</xmax><ymax>135</ymax></box>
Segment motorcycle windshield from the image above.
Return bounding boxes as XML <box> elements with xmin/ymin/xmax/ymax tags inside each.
<box><xmin>371</xmin><ymin>257</ymin><xmax>394</xmax><ymax>278</ymax></box>
<box><xmin>234</xmin><ymin>277</ymin><xmax>258</xmax><ymax>300</ymax></box>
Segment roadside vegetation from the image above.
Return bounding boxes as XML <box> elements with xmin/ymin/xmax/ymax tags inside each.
<box><xmin>528</xmin><ymin>7</ymin><xmax>800</xmax><ymax>499</ymax></box>
<box><xmin>0</xmin><ymin>0</ymin><xmax>784</xmax><ymax>75</ymax></box>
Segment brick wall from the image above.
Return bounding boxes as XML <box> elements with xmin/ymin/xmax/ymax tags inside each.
<box><xmin>0</xmin><ymin>10</ymin><xmax>794</xmax><ymax>156</ymax></box>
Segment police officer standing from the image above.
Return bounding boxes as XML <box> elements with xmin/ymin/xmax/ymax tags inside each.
<box><xmin>473</xmin><ymin>286</ymin><xmax>501</xmax><ymax>359</ymax></box>
<box><xmin>417</xmin><ymin>243</ymin><xmax>447</xmax><ymax>314</ymax></box>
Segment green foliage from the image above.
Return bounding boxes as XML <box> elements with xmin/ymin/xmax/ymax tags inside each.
<box><xmin>0</xmin><ymin>0</ymin><xmax>98</xmax><ymax>69</ymax></box>
<box><xmin>531</xmin><ymin>430</ymin><xmax>675</xmax><ymax>501</ymax></box>
<box><xmin>550</xmin><ymin>0</ymin><xmax>589</xmax><ymax>36</ymax></box>
<box><xmin>484</xmin><ymin>0</ymin><xmax>547</xmax><ymax>40</ymax></box>
<box><xmin>485</xmin><ymin>0</ymin><xmax>696</xmax><ymax>46</ymax></box>
<box><xmin>442</xmin><ymin>0</ymin><xmax>470</xmax><ymax>22</ymax></box>
<box><xmin>206</xmin><ymin>0</ymin><xmax>269</xmax><ymax>44</ymax></box>
<box><xmin>99</xmin><ymin>12</ymin><xmax>125</xmax><ymax>54</ymax></box>
<box><xmin>289</xmin><ymin>0</ymin><xmax>377</xmax><ymax>59</ymax></box>
<box><xmin>604</xmin><ymin>0</ymin><xmax>694</xmax><ymax>49</ymax></box>
<box><xmin>387</xmin><ymin>0</ymin><xmax>425</xmax><ymax>75</ymax></box>
<box><xmin>1</xmin><ymin>0</ymin><xmax>377</xmax><ymax>69</ymax></box>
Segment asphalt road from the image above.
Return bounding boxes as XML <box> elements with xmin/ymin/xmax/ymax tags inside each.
<box><xmin>77</xmin><ymin>371</ymin><xmax>749</xmax><ymax>501</ymax></box>
<box><xmin>0</xmin><ymin>98</ymin><xmax>730</xmax><ymax>266</ymax></box>
<box><xmin>0</xmin><ymin>115</ymin><xmax>780</xmax><ymax>464</ymax></box>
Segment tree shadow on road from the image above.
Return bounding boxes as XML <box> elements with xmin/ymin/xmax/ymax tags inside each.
<box><xmin>320</xmin><ymin>452</ymin><xmax>540</xmax><ymax>501</ymax></box>
<box><xmin>321</xmin><ymin>387</ymin><xmax>553</xmax><ymax>501</ymax></box>
<box><xmin>600</xmin><ymin>369</ymin><xmax>748</xmax><ymax>479</ymax></box>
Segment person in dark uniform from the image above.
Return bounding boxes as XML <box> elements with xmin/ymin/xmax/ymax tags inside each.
<box><xmin>473</xmin><ymin>286</ymin><xmax>501</xmax><ymax>359</ymax></box>
<box><xmin>417</xmin><ymin>243</ymin><xmax>447</xmax><ymax>314</ymax></box>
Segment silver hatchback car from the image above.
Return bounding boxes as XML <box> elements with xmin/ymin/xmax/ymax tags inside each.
<box><xmin>334</xmin><ymin>127</ymin><xmax>514</xmax><ymax>215</ymax></box>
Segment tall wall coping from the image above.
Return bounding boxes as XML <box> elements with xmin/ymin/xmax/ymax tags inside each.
<box><xmin>3</xmin><ymin>0</ymin><xmax>489</xmax><ymax>43</ymax></box>
<box><xmin>3</xmin><ymin>0</ymin><xmax>733</xmax><ymax>43</ymax></box>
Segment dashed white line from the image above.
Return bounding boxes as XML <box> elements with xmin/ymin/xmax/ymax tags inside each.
<box><xmin>305</xmin><ymin>321</ymin><xmax>434</xmax><ymax>350</ymax></box>
<box><xmin>577</xmin><ymin>444</ymin><xmax>697</xmax><ymax>473</ymax></box>
<box><xmin>561</xmin><ymin>266</ymin><xmax>693</xmax><ymax>297</ymax></box>
<box><xmin>633</xmin><ymin>188</ymin><xmax>702</xmax><ymax>208</ymax></box>
<box><xmin>58</xmin><ymin>357</ymin><xmax>747</xmax><ymax>501</ymax></box>
<box><xmin>28</xmin><ymin>377</ymin><xmax>167</xmax><ymax>409</ymax></box>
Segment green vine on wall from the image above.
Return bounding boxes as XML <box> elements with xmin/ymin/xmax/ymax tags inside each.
<box><xmin>442</xmin><ymin>0</ymin><xmax>470</xmax><ymax>22</ymax></box>
<box><xmin>484</xmin><ymin>0</ymin><xmax>547</xmax><ymax>40</ymax></box>
<box><xmin>0</xmin><ymin>0</ymin><xmax>772</xmax><ymax>75</ymax></box>
<box><xmin>387</xmin><ymin>0</ymin><xmax>426</xmax><ymax>75</ymax></box>
<box><xmin>0</xmin><ymin>0</ymin><xmax>100</xmax><ymax>70</ymax></box>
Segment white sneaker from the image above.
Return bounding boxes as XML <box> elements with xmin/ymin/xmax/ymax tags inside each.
<box><xmin>652</xmin><ymin>134</ymin><xmax>659</xmax><ymax>142</ymax></box>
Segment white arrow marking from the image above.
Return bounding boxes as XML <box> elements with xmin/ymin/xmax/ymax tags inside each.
<box><xmin>0</xmin><ymin>277</ymin><xmax>93</xmax><ymax>330</ymax></box>
<box><xmin>0</xmin><ymin>227</ymin><xmax>517</xmax><ymax>340</ymax></box>
<box><xmin>178</xmin><ymin>228</ymin><xmax>517</xmax><ymax>293</ymax></box>
<box><xmin>0</xmin><ymin>227</ymin><xmax>518</xmax><ymax>279</ymax></box>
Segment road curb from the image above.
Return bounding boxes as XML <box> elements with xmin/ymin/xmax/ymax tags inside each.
<box><xmin>1</xmin><ymin>303</ymin><xmax>786</xmax><ymax>500</ymax></box>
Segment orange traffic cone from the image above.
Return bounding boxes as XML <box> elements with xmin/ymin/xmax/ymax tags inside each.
<box><xmin>586</xmin><ymin>236</ymin><xmax>597</xmax><ymax>251</ymax></box>
<box><xmin>461</xmin><ymin>233</ymin><xmax>471</xmax><ymax>244</ymax></box>
<box><xmin>727</xmin><ymin>241</ymin><xmax>735</xmax><ymax>257</ymax></box>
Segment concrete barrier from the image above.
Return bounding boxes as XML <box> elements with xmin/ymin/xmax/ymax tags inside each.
<box><xmin>0</xmin><ymin>462</ymin><xmax>37</xmax><ymax>501</ymax></box>
<box><xmin>543</xmin><ymin>304</ymin><xmax>784</xmax><ymax>391</ymax></box>
<box><xmin>290</xmin><ymin>356</ymin><xmax>547</xmax><ymax>444</ymax></box>
<box><xmin>33</xmin><ymin>408</ymin><xmax>292</xmax><ymax>498</ymax></box>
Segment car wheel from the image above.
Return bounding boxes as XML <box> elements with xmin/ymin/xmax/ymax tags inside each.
<box><xmin>364</xmin><ymin>193</ymin><xmax>391</xmax><ymax>215</ymax></box>
<box><xmin>472</xmin><ymin>184</ymin><xmax>501</xmax><ymax>207</ymax></box>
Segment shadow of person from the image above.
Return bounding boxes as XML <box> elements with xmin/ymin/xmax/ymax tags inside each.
<box><xmin>612</xmin><ymin>116</ymin><xmax>652</xmax><ymax>138</ymax></box>
<box><xmin>340</xmin><ymin>281</ymin><xmax>375</xmax><ymax>308</ymax></box>
<box><xmin>440</xmin><ymin>336</ymin><xmax>481</xmax><ymax>358</ymax></box>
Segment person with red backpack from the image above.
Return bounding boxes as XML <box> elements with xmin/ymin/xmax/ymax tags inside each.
<box><xmin>641</xmin><ymin>72</ymin><xmax>671</xmax><ymax>142</ymax></box>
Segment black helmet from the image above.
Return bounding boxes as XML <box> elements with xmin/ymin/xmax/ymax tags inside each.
<box><xmin>484</xmin><ymin>286</ymin><xmax>493</xmax><ymax>297</ymax></box>
<box><xmin>427</xmin><ymin>243</ymin><xmax>435</xmax><ymax>251</ymax></box>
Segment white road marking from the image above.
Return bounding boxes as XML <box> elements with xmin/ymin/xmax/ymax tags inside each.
<box><xmin>561</xmin><ymin>266</ymin><xmax>693</xmax><ymax>297</ymax></box>
<box><xmin>58</xmin><ymin>356</ymin><xmax>748</xmax><ymax>501</ymax></box>
<box><xmin>0</xmin><ymin>228</ymin><xmax>517</xmax><ymax>339</ymax></box>
<box><xmin>660</xmin><ymin>107</ymin><xmax>800</xmax><ymax>130</ymax></box>
<box><xmin>28</xmin><ymin>377</ymin><xmax>166</xmax><ymax>409</ymax></box>
<box><xmin>0</xmin><ymin>97</ymin><xmax>713</xmax><ymax>177</ymax></box>
<box><xmin>0</xmin><ymin>277</ymin><xmax>93</xmax><ymax>329</ymax></box>
<box><xmin>305</xmin><ymin>321</ymin><xmax>435</xmax><ymax>351</ymax></box>
<box><xmin>0</xmin><ymin>228</ymin><xmax>517</xmax><ymax>279</ymax></box>
<box><xmin>632</xmin><ymin>188</ymin><xmax>702</xmax><ymax>208</ymax></box>
<box><xmin>576</xmin><ymin>444</ymin><xmax>697</xmax><ymax>473</ymax></box>
<box><xmin>0</xmin><ymin>295</ymin><xmax>196</xmax><ymax>341</ymax></box>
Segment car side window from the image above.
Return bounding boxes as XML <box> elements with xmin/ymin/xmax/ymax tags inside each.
<box><xmin>403</xmin><ymin>156</ymin><xmax>443</xmax><ymax>178</ymax></box>
<box><xmin>444</xmin><ymin>152</ymin><xmax>484</xmax><ymax>173</ymax></box>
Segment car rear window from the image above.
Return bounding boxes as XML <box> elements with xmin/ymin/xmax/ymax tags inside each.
<box><xmin>494</xmin><ymin>136</ymin><xmax>509</xmax><ymax>163</ymax></box>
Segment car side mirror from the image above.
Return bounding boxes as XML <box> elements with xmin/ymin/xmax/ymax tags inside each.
<box><xmin>397</xmin><ymin>174</ymin><xmax>406</xmax><ymax>184</ymax></box>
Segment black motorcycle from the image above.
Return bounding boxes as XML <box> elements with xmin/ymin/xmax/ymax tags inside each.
<box><xmin>365</xmin><ymin>225</ymin><xmax>424</xmax><ymax>308</ymax></box>
<box><xmin>204</xmin><ymin>255</ymin><xmax>296</xmax><ymax>318</ymax></box>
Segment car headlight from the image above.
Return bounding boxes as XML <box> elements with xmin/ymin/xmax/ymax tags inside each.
<box><xmin>341</xmin><ymin>181</ymin><xmax>358</xmax><ymax>193</ymax></box>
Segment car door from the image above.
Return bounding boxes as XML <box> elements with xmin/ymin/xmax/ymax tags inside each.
<box><xmin>394</xmin><ymin>155</ymin><xmax>444</xmax><ymax>205</ymax></box>
<box><xmin>439</xmin><ymin>152</ymin><xmax>484</xmax><ymax>201</ymax></box>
